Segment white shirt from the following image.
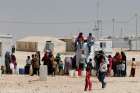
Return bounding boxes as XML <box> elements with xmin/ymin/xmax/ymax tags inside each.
<box><xmin>26</xmin><ymin>59</ymin><xmax>31</xmax><ymax>65</ymax></box>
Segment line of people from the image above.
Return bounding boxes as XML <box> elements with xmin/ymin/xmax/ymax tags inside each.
<box><xmin>25</xmin><ymin>51</ymin><xmax>77</xmax><ymax>76</ymax></box>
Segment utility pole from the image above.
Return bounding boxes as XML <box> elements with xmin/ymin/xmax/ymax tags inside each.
<box><xmin>112</xmin><ymin>18</ymin><xmax>115</xmax><ymax>38</ymax></box>
<box><xmin>93</xmin><ymin>0</ymin><xmax>103</xmax><ymax>40</ymax></box>
<box><xmin>135</xmin><ymin>13</ymin><xmax>138</xmax><ymax>50</ymax></box>
<box><xmin>120</xmin><ymin>27</ymin><xmax>123</xmax><ymax>38</ymax></box>
<box><xmin>112</xmin><ymin>18</ymin><xmax>115</xmax><ymax>48</ymax></box>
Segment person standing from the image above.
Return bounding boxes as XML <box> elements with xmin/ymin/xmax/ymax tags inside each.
<box><xmin>84</xmin><ymin>66</ymin><xmax>92</xmax><ymax>91</ymax></box>
<box><xmin>59</xmin><ymin>61</ymin><xmax>64</xmax><ymax>75</ymax></box>
<box><xmin>121</xmin><ymin>51</ymin><xmax>127</xmax><ymax>76</ymax></box>
<box><xmin>5</xmin><ymin>51</ymin><xmax>11</xmax><ymax>74</ymax></box>
<box><xmin>75</xmin><ymin>32</ymin><xmax>84</xmax><ymax>50</ymax></box>
<box><xmin>42</xmin><ymin>52</ymin><xmax>49</xmax><ymax>65</ymax></box>
<box><xmin>79</xmin><ymin>50</ymin><xmax>86</xmax><ymax>71</ymax></box>
<box><xmin>64</xmin><ymin>57</ymin><xmax>72</xmax><ymax>74</ymax></box>
<box><xmin>130</xmin><ymin>58</ymin><xmax>136</xmax><ymax>77</ymax></box>
<box><xmin>87</xmin><ymin>33</ymin><xmax>95</xmax><ymax>53</ymax></box>
<box><xmin>25</xmin><ymin>56</ymin><xmax>31</xmax><ymax>74</ymax></box>
<box><xmin>31</xmin><ymin>54</ymin><xmax>39</xmax><ymax>76</ymax></box>
<box><xmin>47</xmin><ymin>51</ymin><xmax>54</xmax><ymax>75</ymax></box>
<box><xmin>87</xmin><ymin>59</ymin><xmax>94</xmax><ymax>71</ymax></box>
<box><xmin>112</xmin><ymin>52</ymin><xmax>122</xmax><ymax>77</ymax></box>
<box><xmin>98</xmin><ymin>55</ymin><xmax>107</xmax><ymax>88</ymax></box>
<box><xmin>36</xmin><ymin>51</ymin><xmax>41</xmax><ymax>65</ymax></box>
<box><xmin>11</xmin><ymin>53</ymin><xmax>17</xmax><ymax>74</ymax></box>
<box><xmin>49</xmin><ymin>51</ymin><xmax>55</xmax><ymax>76</ymax></box>
<box><xmin>107</xmin><ymin>55</ymin><xmax>113</xmax><ymax>76</ymax></box>
<box><xmin>55</xmin><ymin>53</ymin><xmax>61</xmax><ymax>73</ymax></box>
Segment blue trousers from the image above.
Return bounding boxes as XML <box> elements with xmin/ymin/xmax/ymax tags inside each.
<box><xmin>98</xmin><ymin>71</ymin><xmax>106</xmax><ymax>88</ymax></box>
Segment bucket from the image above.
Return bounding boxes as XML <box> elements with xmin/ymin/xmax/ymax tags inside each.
<box><xmin>19</xmin><ymin>68</ymin><xmax>25</xmax><ymax>75</ymax></box>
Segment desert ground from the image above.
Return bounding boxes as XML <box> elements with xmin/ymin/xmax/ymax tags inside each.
<box><xmin>0</xmin><ymin>66</ymin><xmax>139</xmax><ymax>93</ymax></box>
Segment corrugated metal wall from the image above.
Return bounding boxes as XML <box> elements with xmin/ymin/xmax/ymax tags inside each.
<box><xmin>112</xmin><ymin>38</ymin><xmax>129</xmax><ymax>48</ymax></box>
<box><xmin>0</xmin><ymin>43</ymin><xmax>1</xmax><ymax>56</ymax></box>
<box><xmin>59</xmin><ymin>39</ymin><xmax>75</xmax><ymax>52</ymax></box>
<box><xmin>16</xmin><ymin>41</ymin><xmax>38</xmax><ymax>52</ymax></box>
<box><xmin>129</xmin><ymin>39</ymin><xmax>140</xmax><ymax>50</ymax></box>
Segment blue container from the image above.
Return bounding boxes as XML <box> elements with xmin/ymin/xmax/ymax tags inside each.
<box><xmin>19</xmin><ymin>68</ymin><xmax>25</xmax><ymax>74</ymax></box>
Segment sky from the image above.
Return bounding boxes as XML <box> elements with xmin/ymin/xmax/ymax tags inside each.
<box><xmin>0</xmin><ymin>0</ymin><xmax>140</xmax><ymax>39</ymax></box>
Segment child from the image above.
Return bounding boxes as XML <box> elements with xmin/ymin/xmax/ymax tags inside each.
<box><xmin>98</xmin><ymin>55</ymin><xmax>107</xmax><ymax>88</ymax></box>
<box><xmin>59</xmin><ymin>61</ymin><xmax>64</xmax><ymax>75</ymax></box>
<box><xmin>130</xmin><ymin>58</ymin><xmax>136</xmax><ymax>77</ymax></box>
<box><xmin>84</xmin><ymin>66</ymin><xmax>92</xmax><ymax>91</ymax></box>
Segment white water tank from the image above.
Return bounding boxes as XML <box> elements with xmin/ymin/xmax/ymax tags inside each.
<box><xmin>39</xmin><ymin>65</ymin><xmax>48</xmax><ymax>80</ymax></box>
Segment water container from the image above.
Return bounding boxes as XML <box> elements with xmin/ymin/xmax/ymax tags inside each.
<box><xmin>19</xmin><ymin>68</ymin><xmax>25</xmax><ymax>75</ymax></box>
<box><xmin>69</xmin><ymin>70</ymin><xmax>74</xmax><ymax>77</ymax></box>
<box><xmin>82</xmin><ymin>70</ymin><xmax>86</xmax><ymax>77</ymax></box>
<box><xmin>91</xmin><ymin>70</ymin><xmax>96</xmax><ymax>76</ymax></box>
<box><xmin>78</xmin><ymin>69</ymin><xmax>82</xmax><ymax>76</ymax></box>
<box><xmin>74</xmin><ymin>70</ymin><xmax>78</xmax><ymax>77</ymax></box>
<box><xmin>39</xmin><ymin>65</ymin><xmax>48</xmax><ymax>80</ymax></box>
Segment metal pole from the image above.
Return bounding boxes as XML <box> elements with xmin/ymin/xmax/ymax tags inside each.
<box><xmin>112</xmin><ymin>18</ymin><xmax>115</xmax><ymax>48</ymax></box>
<box><xmin>96</xmin><ymin>0</ymin><xmax>99</xmax><ymax>40</ymax></box>
<box><xmin>112</xmin><ymin>18</ymin><xmax>115</xmax><ymax>38</ymax></box>
<box><xmin>135</xmin><ymin>13</ymin><xmax>138</xmax><ymax>50</ymax></box>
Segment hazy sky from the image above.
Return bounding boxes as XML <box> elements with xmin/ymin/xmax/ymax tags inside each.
<box><xmin>0</xmin><ymin>0</ymin><xmax>140</xmax><ymax>39</ymax></box>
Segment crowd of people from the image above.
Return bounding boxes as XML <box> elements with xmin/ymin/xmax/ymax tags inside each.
<box><xmin>111</xmin><ymin>51</ymin><xmax>127</xmax><ymax>77</ymax></box>
<box><xmin>2</xmin><ymin>32</ymin><xmax>137</xmax><ymax>92</ymax></box>
<box><xmin>24</xmin><ymin>51</ymin><xmax>77</xmax><ymax>76</ymax></box>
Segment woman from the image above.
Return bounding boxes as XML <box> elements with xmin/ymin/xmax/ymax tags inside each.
<box><xmin>112</xmin><ymin>52</ymin><xmax>122</xmax><ymax>77</ymax></box>
<box><xmin>31</xmin><ymin>54</ymin><xmax>40</xmax><ymax>76</ymax></box>
<box><xmin>121</xmin><ymin>51</ymin><xmax>127</xmax><ymax>76</ymax></box>
<box><xmin>107</xmin><ymin>55</ymin><xmax>113</xmax><ymax>76</ymax></box>
<box><xmin>42</xmin><ymin>52</ymin><xmax>49</xmax><ymax>65</ymax></box>
<box><xmin>75</xmin><ymin>32</ymin><xmax>84</xmax><ymax>50</ymax></box>
<box><xmin>48</xmin><ymin>51</ymin><xmax>55</xmax><ymax>75</ymax></box>
<box><xmin>11</xmin><ymin>53</ymin><xmax>17</xmax><ymax>74</ymax></box>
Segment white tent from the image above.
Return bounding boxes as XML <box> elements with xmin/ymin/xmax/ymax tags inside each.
<box><xmin>16</xmin><ymin>36</ymin><xmax>66</xmax><ymax>54</ymax></box>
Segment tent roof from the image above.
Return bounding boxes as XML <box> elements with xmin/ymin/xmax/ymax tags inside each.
<box><xmin>17</xmin><ymin>36</ymin><xmax>65</xmax><ymax>44</ymax></box>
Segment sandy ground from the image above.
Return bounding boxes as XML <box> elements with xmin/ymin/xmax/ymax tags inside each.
<box><xmin>0</xmin><ymin>66</ymin><xmax>139</xmax><ymax>93</ymax></box>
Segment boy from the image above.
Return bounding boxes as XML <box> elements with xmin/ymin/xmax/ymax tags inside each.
<box><xmin>130</xmin><ymin>58</ymin><xmax>136</xmax><ymax>77</ymax></box>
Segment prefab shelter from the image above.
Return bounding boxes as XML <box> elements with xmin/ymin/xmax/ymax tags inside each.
<box><xmin>0</xmin><ymin>35</ymin><xmax>13</xmax><ymax>65</ymax></box>
<box><xmin>129</xmin><ymin>37</ymin><xmax>140</xmax><ymax>50</ymax></box>
<box><xmin>93</xmin><ymin>39</ymin><xmax>113</xmax><ymax>54</ymax></box>
<box><xmin>16</xmin><ymin>36</ymin><xmax>66</xmax><ymax>54</ymax></box>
